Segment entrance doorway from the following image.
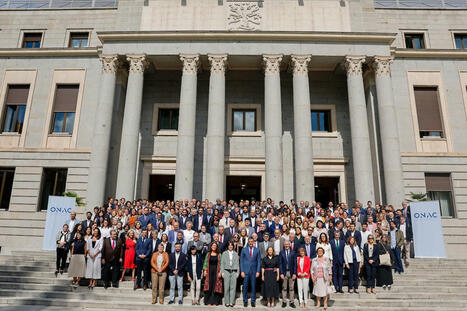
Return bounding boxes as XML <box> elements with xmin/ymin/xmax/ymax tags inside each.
<box><xmin>315</xmin><ymin>177</ymin><xmax>340</xmax><ymax>205</ymax></box>
<box><xmin>149</xmin><ymin>175</ymin><xmax>175</xmax><ymax>201</ymax></box>
<box><xmin>226</xmin><ymin>176</ymin><xmax>261</xmax><ymax>202</ymax></box>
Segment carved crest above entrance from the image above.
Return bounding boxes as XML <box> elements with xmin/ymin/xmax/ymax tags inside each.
<box><xmin>227</xmin><ymin>0</ymin><xmax>262</xmax><ymax>31</ymax></box>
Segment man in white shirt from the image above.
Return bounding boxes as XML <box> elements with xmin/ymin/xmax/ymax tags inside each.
<box><xmin>68</xmin><ymin>212</ymin><xmax>79</xmax><ymax>232</ymax></box>
<box><xmin>360</xmin><ymin>223</ymin><xmax>371</xmax><ymax>249</ymax></box>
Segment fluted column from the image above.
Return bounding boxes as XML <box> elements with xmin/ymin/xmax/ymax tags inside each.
<box><xmin>344</xmin><ymin>56</ymin><xmax>375</xmax><ymax>203</ymax></box>
<box><xmin>205</xmin><ymin>54</ymin><xmax>228</xmax><ymax>202</ymax></box>
<box><xmin>291</xmin><ymin>55</ymin><xmax>315</xmax><ymax>202</ymax></box>
<box><xmin>372</xmin><ymin>56</ymin><xmax>404</xmax><ymax>205</ymax></box>
<box><xmin>86</xmin><ymin>55</ymin><xmax>120</xmax><ymax>209</ymax></box>
<box><xmin>115</xmin><ymin>54</ymin><xmax>148</xmax><ymax>200</ymax></box>
<box><xmin>174</xmin><ymin>54</ymin><xmax>200</xmax><ymax>201</ymax></box>
<box><xmin>263</xmin><ymin>55</ymin><xmax>284</xmax><ymax>201</ymax></box>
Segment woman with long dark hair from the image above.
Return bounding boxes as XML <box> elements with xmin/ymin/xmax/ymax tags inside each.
<box><xmin>203</xmin><ymin>242</ymin><xmax>223</xmax><ymax>306</ymax></box>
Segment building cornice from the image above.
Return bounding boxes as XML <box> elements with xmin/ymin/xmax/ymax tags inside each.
<box><xmin>0</xmin><ymin>48</ymin><xmax>100</xmax><ymax>57</ymax></box>
<box><xmin>393</xmin><ymin>48</ymin><xmax>467</xmax><ymax>59</ymax></box>
<box><xmin>401</xmin><ymin>152</ymin><xmax>467</xmax><ymax>157</ymax></box>
<box><xmin>0</xmin><ymin>148</ymin><xmax>91</xmax><ymax>153</ymax></box>
<box><xmin>97</xmin><ymin>31</ymin><xmax>396</xmax><ymax>44</ymax></box>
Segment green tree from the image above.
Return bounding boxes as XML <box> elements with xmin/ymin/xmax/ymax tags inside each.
<box><xmin>63</xmin><ymin>191</ymin><xmax>85</xmax><ymax>207</ymax></box>
<box><xmin>407</xmin><ymin>192</ymin><xmax>429</xmax><ymax>202</ymax></box>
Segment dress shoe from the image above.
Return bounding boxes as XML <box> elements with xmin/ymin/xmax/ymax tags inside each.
<box><xmin>251</xmin><ymin>302</ymin><xmax>256</xmax><ymax>307</ymax></box>
<box><xmin>59</xmin><ymin>270</ymin><xmax>64</xmax><ymax>275</ymax></box>
<box><xmin>290</xmin><ymin>302</ymin><xmax>296</xmax><ymax>308</ymax></box>
<box><xmin>168</xmin><ymin>301</ymin><xmax>174</xmax><ymax>305</ymax></box>
<box><xmin>152</xmin><ymin>300</ymin><xmax>156</xmax><ymax>304</ymax></box>
<box><xmin>282</xmin><ymin>302</ymin><xmax>287</xmax><ymax>308</ymax></box>
<box><xmin>133</xmin><ymin>285</ymin><xmax>139</xmax><ymax>290</ymax></box>
<box><xmin>244</xmin><ymin>302</ymin><xmax>248</xmax><ymax>307</ymax></box>
<box><xmin>178</xmin><ymin>300</ymin><xmax>183</xmax><ymax>305</ymax></box>
<box><xmin>143</xmin><ymin>285</ymin><xmax>148</xmax><ymax>290</ymax></box>
<box><xmin>54</xmin><ymin>270</ymin><xmax>58</xmax><ymax>277</ymax></box>
<box><xmin>160</xmin><ymin>301</ymin><xmax>164</xmax><ymax>305</ymax></box>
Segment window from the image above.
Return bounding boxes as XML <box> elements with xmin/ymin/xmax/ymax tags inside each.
<box><xmin>39</xmin><ymin>168</ymin><xmax>67</xmax><ymax>211</ymax></box>
<box><xmin>413</xmin><ymin>87</ymin><xmax>444</xmax><ymax>138</ymax></box>
<box><xmin>311</xmin><ymin>110</ymin><xmax>331</xmax><ymax>132</ymax></box>
<box><xmin>157</xmin><ymin>108</ymin><xmax>179</xmax><ymax>131</ymax></box>
<box><xmin>69</xmin><ymin>32</ymin><xmax>89</xmax><ymax>48</ymax></box>
<box><xmin>425</xmin><ymin>173</ymin><xmax>454</xmax><ymax>217</ymax></box>
<box><xmin>22</xmin><ymin>33</ymin><xmax>42</xmax><ymax>48</ymax></box>
<box><xmin>404</xmin><ymin>33</ymin><xmax>425</xmax><ymax>49</ymax></box>
<box><xmin>233</xmin><ymin>109</ymin><xmax>256</xmax><ymax>131</ymax></box>
<box><xmin>454</xmin><ymin>34</ymin><xmax>467</xmax><ymax>50</ymax></box>
<box><xmin>2</xmin><ymin>85</ymin><xmax>29</xmax><ymax>133</ymax></box>
<box><xmin>0</xmin><ymin>168</ymin><xmax>14</xmax><ymax>211</ymax></box>
<box><xmin>51</xmin><ymin>85</ymin><xmax>79</xmax><ymax>134</ymax></box>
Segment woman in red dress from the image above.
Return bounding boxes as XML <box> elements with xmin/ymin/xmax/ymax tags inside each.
<box><xmin>121</xmin><ymin>230</ymin><xmax>137</xmax><ymax>281</ymax></box>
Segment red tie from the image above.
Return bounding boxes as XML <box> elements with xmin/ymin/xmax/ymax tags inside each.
<box><xmin>112</xmin><ymin>240</ymin><xmax>115</xmax><ymax>249</ymax></box>
<box><xmin>220</xmin><ymin>235</ymin><xmax>223</xmax><ymax>243</ymax></box>
<box><xmin>249</xmin><ymin>247</ymin><xmax>253</xmax><ymax>258</ymax></box>
<box><xmin>291</xmin><ymin>242</ymin><xmax>294</xmax><ymax>250</ymax></box>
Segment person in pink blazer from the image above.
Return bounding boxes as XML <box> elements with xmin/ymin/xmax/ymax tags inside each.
<box><xmin>296</xmin><ymin>247</ymin><xmax>311</xmax><ymax>307</ymax></box>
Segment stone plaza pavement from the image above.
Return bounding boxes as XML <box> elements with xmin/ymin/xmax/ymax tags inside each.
<box><xmin>0</xmin><ymin>251</ymin><xmax>466</xmax><ymax>310</ymax></box>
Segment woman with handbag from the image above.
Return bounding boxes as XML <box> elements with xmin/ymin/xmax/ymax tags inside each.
<box><xmin>344</xmin><ymin>236</ymin><xmax>362</xmax><ymax>294</ymax></box>
<box><xmin>376</xmin><ymin>234</ymin><xmax>393</xmax><ymax>289</ymax></box>
<box><xmin>363</xmin><ymin>234</ymin><xmax>379</xmax><ymax>294</ymax></box>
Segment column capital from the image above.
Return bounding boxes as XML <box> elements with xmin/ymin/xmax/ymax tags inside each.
<box><xmin>100</xmin><ymin>55</ymin><xmax>120</xmax><ymax>74</ymax></box>
<box><xmin>127</xmin><ymin>54</ymin><xmax>148</xmax><ymax>74</ymax></box>
<box><xmin>372</xmin><ymin>56</ymin><xmax>393</xmax><ymax>78</ymax></box>
<box><xmin>290</xmin><ymin>54</ymin><xmax>312</xmax><ymax>76</ymax></box>
<box><xmin>180</xmin><ymin>54</ymin><xmax>200</xmax><ymax>75</ymax></box>
<box><xmin>263</xmin><ymin>54</ymin><xmax>283</xmax><ymax>75</ymax></box>
<box><xmin>208</xmin><ymin>54</ymin><xmax>228</xmax><ymax>75</ymax></box>
<box><xmin>344</xmin><ymin>56</ymin><xmax>366</xmax><ymax>77</ymax></box>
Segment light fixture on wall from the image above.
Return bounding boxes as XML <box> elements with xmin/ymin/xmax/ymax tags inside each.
<box><xmin>167</xmin><ymin>183</ymin><xmax>173</xmax><ymax>190</ymax></box>
<box><xmin>240</xmin><ymin>183</ymin><xmax>248</xmax><ymax>191</ymax></box>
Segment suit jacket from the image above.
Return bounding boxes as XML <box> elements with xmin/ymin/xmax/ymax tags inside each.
<box><xmin>289</xmin><ymin>240</ymin><xmax>301</xmax><ymax>253</ymax></box>
<box><xmin>240</xmin><ymin>246</ymin><xmax>261</xmax><ymax>275</ymax></box>
<box><xmin>135</xmin><ymin>237</ymin><xmax>151</xmax><ymax>262</ymax></box>
<box><xmin>268</xmin><ymin>222</ymin><xmax>282</xmax><ymax>235</ymax></box>
<box><xmin>302</xmin><ymin>243</ymin><xmax>317</xmax><ymax>260</ymax></box>
<box><xmin>149</xmin><ymin>238</ymin><xmax>159</xmax><ymax>255</ymax></box>
<box><xmin>363</xmin><ymin>243</ymin><xmax>379</xmax><ymax>265</ymax></box>
<box><xmin>344</xmin><ymin>245</ymin><xmax>362</xmax><ymax>264</ymax></box>
<box><xmin>270</xmin><ymin>237</ymin><xmax>285</xmax><ymax>252</ymax></box>
<box><xmin>186</xmin><ymin>252</ymin><xmax>203</xmax><ymax>279</ymax></box>
<box><xmin>218</xmin><ymin>233</ymin><xmax>229</xmax><ymax>252</ymax></box>
<box><xmin>187</xmin><ymin>240</ymin><xmax>204</xmax><ymax>254</ymax></box>
<box><xmin>259</xmin><ymin>241</ymin><xmax>272</xmax><ymax>258</ymax></box>
<box><xmin>178</xmin><ymin>216</ymin><xmax>189</xmax><ymax>230</ymax></box>
<box><xmin>296</xmin><ymin>256</ymin><xmax>311</xmax><ymax>278</ymax></box>
<box><xmin>329</xmin><ymin>228</ymin><xmax>345</xmax><ymax>241</ymax></box>
<box><xmin>330</xmin><ymin>239</ymin><xmax>345</xmax><ymax>265</ymax></box>
<box><xmin>168</xmin><ymin>251</ymin><xmax>187</xmax><ymax>276</ymax></box>
<box><xmin>139</xmin><ymin>214</ymin><xmax>153</xmax><ymax>229</ymax></box>
<box><xmin>101</xmin><ymin>237</ymin><xmax>123</xmax><ymax>263</ymax></box>
<box><xmin>81</xmin><ymin>219</ymin><xmax>93</xmax><ymax>229</ymax></box>
<box><xmin>221</xmin><ymin>250</ymin><xmax>240</xmax><ymax>274</ymax></box>
<box><xmin>150</xmin><ymin>251</ymin><xmax>169</xmax><ymax>273</ymax></box>
<box><xmin>225</xmin><ymin>227</ymin><xmax>238</xmax><ymax>241</ymax></box>
<box><xmin>279</xmin><ymin>249</ymin><xmax>297</xmax><ymax>276</ymax></box>
<box><xmin>190</xmin><ymin>214</ymin><xmax>208</xmax><ymax>231</ymax></box>
<box><xmin>344</xmin><ymin>230</ymin><xmax>362</xmax><ymax>250</ymax></box>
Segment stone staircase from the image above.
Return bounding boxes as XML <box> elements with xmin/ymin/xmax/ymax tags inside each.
<box><xmin>0</xmin><ymin>251</ymin><xmax>466</xmax><ymax>310</ymax></box>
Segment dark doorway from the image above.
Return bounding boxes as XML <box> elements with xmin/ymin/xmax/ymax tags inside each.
<box><xmin>149</xmin><ymin>175</ymin><xmax>175</xmax><ymax>201</ymax></box>
<box><xmin>226</xmin><ymin>176</ymin><xmax>261</xmax><ymax>202</ymax></box>
<box><xmin>315</xmin><ymin>177</ymin><xmax>340</xmax><ymax>205</ymax></box>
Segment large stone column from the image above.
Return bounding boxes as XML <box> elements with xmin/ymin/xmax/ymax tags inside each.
<box><xmin>205</xmin><ymin>54</ymin><xmax>228</xmax><ymax>202</ymax></box>
<box><xmin>115</xmin><ymin>54</ymin><xmax>147</xmax><ymax>200</ymax></box>
<box><xmin>86</xmin><ymin>55</ymin><xmax>120</xmax><ymax>209</ymax></box>
<box><xmin>372</xmin><ymin>56</ymin><xmax>405</xmax><ymax>205</ymax></box>
<box><xmin>263</xmin><ymin>55</ymin><xmax>284</xmax><ymax>201</ymax></box>
<box><xmin>344</xmin><ymin>56</ymin><xmax>375</xmax><ymax>203</ymax></box>
<box><xmin>291</xmin><ymin>55</ymin><xmax>315</xmax><ymax>202</ymax></box>
<box><xmin>174</xmin><ymin>54</ymin><xmax>200</xmax><ymax>201</ymax></box>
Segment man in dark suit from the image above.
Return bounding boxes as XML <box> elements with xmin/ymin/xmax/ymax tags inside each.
<box><xmin>168</xmin><ymin>243</ymin><xmax>187</xmax><ymax>305</ymax></box>
<box><xmin>218</xmin><ymin>225</ymin><xmax>228</xmax><ymax>252</ymax></box>
<box><xmin>330</xmin><ymin>231</ymin><xmax>345</xmax><ymax>293</ymax></box>
<box><xmin>345</xmin><ymin>222</ymin><xmax>362</xmax><ymax>248</ymax></box>
<box><xmin>135</xmin><ymin>229</ymin><xmax>151</xmax><ymax>290</ymax></box>
<box><xmin>256</xmin><ymin>223</ymin><xmax>268</xmax><ymax>243</ymax></box>
<box><xmin>192</xmin><ymin>208</ymin><xmax>208</xmax><ymax>232</ymax></box>
<box><xmin>329</xmin><ymin>220</ymin><xmax>345</xmax><ymax>241</ymax></box>
<box><xmin>289</xmin><ymin>233</ymin><xmax>301</xmax><ymax>253</ymax></box>
<box><xmin>303</xmin><ymin>235</ymin><xmax>316</xmax><ymax>259</ymax></box>
<box><xmin>240</xmin><ymin>237</ymin><xmax>261</xmax><ymax>308</ymax></box>
<box><xmin>279</xmin><ymin>240</ymin><xmax>297</xmax><ymax>308</ymax></box>
<box><xmin>225</xmin><ymin>218</ymin><xmax>238</xmax><ymax>242</ymax></box>
<box><xmin>101</xmin><ymin>230</ymin><xmax>123</xmax><ymax>288</ymax></box>
<box><xmin>259</xmin><ymin>232</ymin><xmax>272</xmax><ymax>258</ymax></box>
<box><xmin>149</xmin><ymin>230</ymin><xmax>159</xmax><ymax>255</ymax></box>
<box><xmin>81</xmin><ymin>211</ymin><xmax>93</xmax><ymax>229</ymax></box>
<box><xmin>178</xmin><ymin>210</ymin><xmax>189</xmax><ymax>230</ymax></box>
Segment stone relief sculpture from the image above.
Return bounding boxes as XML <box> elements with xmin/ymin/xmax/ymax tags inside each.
<box><xmin>228</xmin><ymin>2</ymin><xmax>262</xmax><ymax>31</ymax></box>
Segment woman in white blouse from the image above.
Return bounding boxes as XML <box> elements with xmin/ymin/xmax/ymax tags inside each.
<box><xmin>183</xmin><ymin>221</ymin><xmax>195</xmax><ymax>243</ymax></box>
<box><xmin>313</xmin><ymin>220</ymin><xmax>328</xmax><ymax>240</ymax></box>
<box><xmin>100</xmin><ymin>219</ymin><xmax>111</xmax><ymax>239</ymax></box>
<box><xmin>316</xmin><ymin>232</ymin><xmax>333</xmax><ymax>263</ymax></box>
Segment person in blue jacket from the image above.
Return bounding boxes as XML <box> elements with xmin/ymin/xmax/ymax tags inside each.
<box><xmin>240</xmin><ymin>237</ymin><xmax>261</xmax><ymax>307</ymax></box>
<box><xmin>134</xmin><ymin>229</ymin><xmax>151</xmax><ymax>290</ymax></box>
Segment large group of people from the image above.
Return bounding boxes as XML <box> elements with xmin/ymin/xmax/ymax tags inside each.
<box><xmin>58</xmin><ymin>197</ymin><xmax>412</xmax><ymax>309</ymax></box>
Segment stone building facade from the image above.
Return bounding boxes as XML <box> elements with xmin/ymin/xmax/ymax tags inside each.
<box><xmin>0</xmin><ymin>0</ymin><xmax>466</xmax><ymax>257</ymax></box>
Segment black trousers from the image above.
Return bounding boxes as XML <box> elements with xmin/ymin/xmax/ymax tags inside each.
<box><xmin>56</xmin><ymin>248</ymin><xmax>67</xmax><ymax>271</ymax></box>
<box><xmin>365</xmin><ymin>263</ymin><xmax>377</xmax><ymax>289</ymax></box>
<box><xmin>103</xmin><ymin>260</ymin><xmax>120</xmax><ymax>287</ymax></box>
<box><xmin>136</xmin><ymin>260</ymin><xmax>150</xmax><ymax>286</ymax></box>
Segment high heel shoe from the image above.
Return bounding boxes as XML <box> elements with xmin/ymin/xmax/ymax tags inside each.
<box><xmin>120</xmin><ymin>277</ymin><xmax>124</xmax><ymax>282</ymax></box>
<box><xmin>131</xmin><ymin>277</ymin><xmax>135</xmax><ymax>281</ymax></box>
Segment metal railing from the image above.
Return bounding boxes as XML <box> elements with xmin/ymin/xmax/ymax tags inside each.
<box><xmin>0</xmin><ymin>0</ymin><xmax>118</xmax><ymax>9</ymax></box>
<box><xmin>375</xmin><ymin>0</ymin><xmax>467</xmax><ymax>8</ymax></box>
